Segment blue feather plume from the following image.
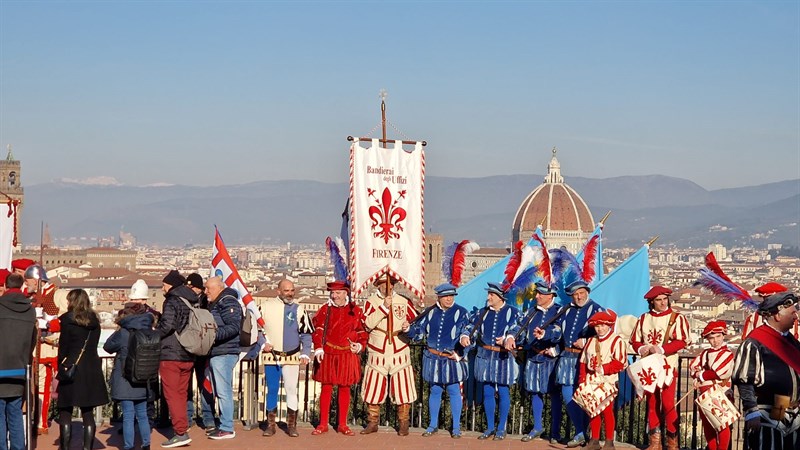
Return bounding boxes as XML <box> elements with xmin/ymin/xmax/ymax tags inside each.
<box><xmin>507</xmin><ymin>266</ymin><xmax>538</xmax><ymax>306</ymax></box>
<box><xmin>326</xmin><ymin>236</ymin><xmax>348</xmax><ymax>282</ymax></box>
<box><xmin>694</xmin><ymin>268</ymin><xmax>755</xmax><ymax>308</ymax></box>
<box><xmin>441</xmin><ymin>241</ymin><xmax>459</xmax><ymax>284</ymax></box>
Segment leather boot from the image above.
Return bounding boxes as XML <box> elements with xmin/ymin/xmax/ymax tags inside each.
<box><xmin>586</xmin><ymin>439</ymin><xmax>602</xmax><ymax>450</ymax></box>
<box><xmin>287</xmin><ymin>409</ymin><xmax>299</xmax><ymax>437</ymax></box>
<box><xmin>262</xmin><ymin>409</ymin><xmax>277</xmax><ymax>437</ymax></box>
<box><xmin>397</xmin><ymin>403</ymin><xmax>410</xmax><ymax>436</ymax></box>
<box><xmin>360</xmin><ymin>404</ymin><xmax>380</xmax><ymax>435</ymax></box>
<box><xmin>645</xmin><ymin>430</ymin><xmax>661</xmax><ymax>450</ymax></box>
<box><xmin>603</xmin><ymin>439</ymin><xmax>616</xmax><ymax>450</ymax></box>
<box><xmin>83</xmin><ymin>421</ymin><xmax>96</xmax><ymax>450</ymax></box>
<box><xmin>665</xmin><ymin>431</ymin><xmax>679</xmax><ymax>450</ymax></box>
<box><xmin>58</xmin><ymin>420</ymin><xmax>71</xmax><ymax>450</ymax></box>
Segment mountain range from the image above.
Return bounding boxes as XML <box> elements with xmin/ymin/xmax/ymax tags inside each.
<box><xmin>20</xmin><ymin>175</ymin><xmax>799</xmax><ymax>248</ymax></box>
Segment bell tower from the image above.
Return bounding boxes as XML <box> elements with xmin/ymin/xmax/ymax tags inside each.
<box><xmin>0</xmin><ymin>145</ymin><xmax>24</xmax><ymax>247</ymax></box>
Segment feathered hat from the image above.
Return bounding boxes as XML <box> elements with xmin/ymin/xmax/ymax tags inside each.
<box><xmin>325</xmin><ymin>236</ymin><xmax>349</xmax><ymax>289</ymax></box>
<box><xmin>441</xmin><ymin>240</ymin><xmax>480</xmax><ymax>288</ymax></box>
<box><xmin>693</xmin><ymin>252</ymin><xmax>758</xmax><ymax>311</ymax></box>
<box><xmin>550</xmin><ymin>234</ymin><xmax>601</xmax><ymax>296</ymax></box>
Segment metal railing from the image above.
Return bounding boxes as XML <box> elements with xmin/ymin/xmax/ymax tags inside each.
<box><xmin>96</xmin><ymin>347</ymin><xmax>744</xmax><ymax>449</ymax></box>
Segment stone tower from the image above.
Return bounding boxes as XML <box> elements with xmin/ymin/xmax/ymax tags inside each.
<box><xmin>0</xmin><ymin>145</ymin><xmax>24</xmax><ymax>247</ymax></box>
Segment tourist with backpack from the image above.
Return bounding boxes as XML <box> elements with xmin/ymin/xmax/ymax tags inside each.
<box><xmin>156</xmin><ymin>270</ymin><xmax>198</xmax><ymax>448</ymax></box>
<box><xmin>104</xmin><ymin>303</ymin><xmax>158</xmax><ymax>450</ymax></box>
<box><xmin>203</xmin><ymin>277</ymin><xmax>242</xmax><ymax>440</ymax></box>
<box><xmin>184</xmin><ymin>273</ymin><xmax>216</xmax><ymax>432</ymax></box>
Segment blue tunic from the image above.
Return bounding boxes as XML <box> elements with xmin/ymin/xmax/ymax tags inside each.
<box><xmin>406</xmin><ymin>302</ymin><xmax>469</xmax><ymax>385</ymax></box>
<box><xmin>554</xmin><ymin>299</ymin><xmax>604</xmax><ymax>386</ymax></box>
<box><xmin>508</xmin><ymin>302</ymin><xmax>562</xmax><ymax>393</ymax></box>
<box><xmin>462</xmin><ymin>303</ymin><xmax>520</xmax><ymax>386</ymax></box>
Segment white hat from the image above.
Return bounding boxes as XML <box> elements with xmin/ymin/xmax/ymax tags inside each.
<box><xmin>129</xmin><ymin>279</ymin><xmax>150</xmax><ymax>300</ymax></box>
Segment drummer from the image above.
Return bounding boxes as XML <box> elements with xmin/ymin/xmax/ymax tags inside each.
<box><xmin>629</xmin><ymin>286</ymin><xmax>690</xmax><ymax>450</ymax></box>
<box><xmin>689</xmin><ymin>321</ymin><xmax>734</xmax><ymax>450</ymax></box>
<box><xmin>578</xmin><ymin>309</ymin><xmax>626</xmax><ymax>450</ymax></box>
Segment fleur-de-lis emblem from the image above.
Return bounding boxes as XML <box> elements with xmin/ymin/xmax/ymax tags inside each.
<box><xmin>368</xmin><ymin>187</ymin><xmax>407</xmax><ymax>244</ymax></box>
<box><xmin>637</xmin><ymin>367</ymin><xmax>657</xmax><ymax>386</ymax></box>
<box><xmin>646</xmin><ymin>329</ymin><xmax>663</xmax><ymax>345</ymax></box>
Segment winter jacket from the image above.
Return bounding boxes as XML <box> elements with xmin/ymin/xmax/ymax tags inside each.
<box><xmin>56</xmin><ymin>311</ymin><xmax>109</xmax><ymax>408</ymax></box>
<box><xmin>209</xmin><ymin>288</ymin><xmax>243</xmax><ymax>357</ymax></box>
<box><xmin>156</xmin><ymin>285</ymin><xmax>198</xmax><ymax>362</ymax></box>
<box><xmin>0</xmin><ymin>290</ymin><xmax>35</xmax><ymax>397</ymax></box>
<box><xmin>104</xmin><ymin>312</ymin><xmax>156</xmax><ymax>401</ymax></box>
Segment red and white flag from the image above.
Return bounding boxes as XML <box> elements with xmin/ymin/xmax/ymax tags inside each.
<box><xmin>0</xmin><ymin>200</ymin><xmax>19</xmax><ymax>270</ymax></box>
<box><xmin>211</xmin><ymin>226</ymin><xmax>265</xmax><ymax>328</ymax></box>
<box><xmin>349</xmin><ymin>138</ymin><xmax>426</xmax><ymax>298</ymax></box>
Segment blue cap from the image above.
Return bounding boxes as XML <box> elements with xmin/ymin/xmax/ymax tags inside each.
<box><xmin>758</xmin><ymin>292</ymin><xmax>798</xmax><ymax>316</ymax></box>
<box><xmin>534</xmin><ymin>281</ymin><xmax>558</xmax><ymax>295</ymax></box>
<box><xmin>565</xmin><ymin>280</ymin><xmax>591</xmax><ymax>296</ymax></box>
<box><xmin>434</xmin><ymin>283</ymin><xmax>458</xmax><ymax>297</ymax></box>
<box><xmin>486</xmin><ymin>282</ymin><xmax>506</xmax><ymax>299</ymax></box>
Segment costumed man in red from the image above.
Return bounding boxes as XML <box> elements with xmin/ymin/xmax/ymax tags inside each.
<box><xmin>24</xmin><ymin>264</ymin><xmax>61</xmax><ymax>435</ymax></box>
<box><xmin>629</xmin><ymin>286</ymin><xmax>690</xmax><ymax>450</ymax></box>
<box><xmin>311</xmin><ymin>281</ymin><xmax>367</xmax><ymax>436</ymax></box>
<box><xmin>742</xmin><ymin>282</ymin><xmax>798</xmax><ymax>339</ymax></box>
<box><xmin>11</xmin><ymin>258</ymin><xmax>35</xmax><ymax>292</ymax></box>
<box><xmin>689</xmin><ymin>321</ymin><xmax>734</xmax><ymax>450</ymax></box>
<box><xmin>578</xmin><ymin>309</ymin><xmax>626</xmax><ymax>450</ymax></box>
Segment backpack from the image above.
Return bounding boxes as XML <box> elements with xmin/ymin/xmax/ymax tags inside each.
<box><xmin>175</xmin><ymin>297</ymin><xmax>218</xmax><ymax>356</ymax></box>
<box><xmin>240</xmin><ymin>307</ymin><xmax>258</xmax><ymax>347</ymax></box>
<box><xmin>124</xmin><ymin>328</ymin><xmax>161</xmax><ymax>384</ymax></box>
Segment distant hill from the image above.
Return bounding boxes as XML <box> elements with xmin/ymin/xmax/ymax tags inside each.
<box><xmin>21</xmin><ymin>175</ymin><xmax>799</xmax><ymax>248</ymax></box>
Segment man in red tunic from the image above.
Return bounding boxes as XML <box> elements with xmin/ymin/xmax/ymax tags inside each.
<box><xmin>311</xmin><ymin>282</ymin><xmax>367</xmax><ymax>436</ymax></box>
<box><xmin>629</xmin><ymin>286</ymin><xmax>690</xmax><ymax>450</ymax></box>
<box><xmin>690</xmin><ymin>321</ymin><xmax>735</xmax><ymax>450</ymax></box>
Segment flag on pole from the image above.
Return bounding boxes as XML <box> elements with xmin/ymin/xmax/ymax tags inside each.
<box><xmin>211</xmin><ymin>226</ymin><xmax>265</xmax><ymax>328</ymax></box>
<box><xmin>589</xmin><ymin>244</ymin><xmax>650</xmax><ymax>318</ymax></box>
<box><xmin>0</xmin><ymin>201</ymin><xmax>18</xmax><ymax>270</ymax></box>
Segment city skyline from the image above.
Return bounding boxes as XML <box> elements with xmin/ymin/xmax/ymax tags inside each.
<box><xmin>1</xmin><ymin>2</ymin><xmax>798</xmax><ymax>190</ymax></box>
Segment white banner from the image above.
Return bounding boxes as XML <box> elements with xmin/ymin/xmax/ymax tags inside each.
<box><xmin>0</xmin><ymin>202</ymin><xmax>15</xmax><ymax>270</ymax></box>
<box><xmin>349</xmin><ymin>138</ymin><xmax>425</xmax><ymax>298</ymax></box>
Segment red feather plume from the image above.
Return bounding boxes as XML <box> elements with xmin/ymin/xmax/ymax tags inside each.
<box><xmin>503</xmin><ymin>241</ymin><xmax>524</xmax><ymax>289</ymax></box>
<box><xmin>451</xmin><ymin>240</ymin><xmax>478</xmax><ymax>287</ymax></box>
<box><xmin>582</xmin><ymin>235</ymin><xmax>599</xmax><ymax>283</ymax></box>
<box><xmin>704</xmin><ymin>252</ymin><xmax>748</xmax><ymax>298</ymax></box>
<box><xmin>532</xmin><ymin>234</ymin><xmax>552</xmax><ymax>284</ymax></box>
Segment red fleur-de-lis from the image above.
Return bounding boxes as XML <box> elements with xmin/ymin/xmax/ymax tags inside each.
<box><xmin>637</xmin><ymin>367</ymin><xmax>657</xmax><ymax>386</ymax></box>
<box><xmin>646</xmin><ymin>329</ymin><xmax>663</xmax><ymax>345</ymax></box>
<box><xmin>368</xmin><ymin>187</ymin><xmax>407</xmax><ymax>244</ymax></box>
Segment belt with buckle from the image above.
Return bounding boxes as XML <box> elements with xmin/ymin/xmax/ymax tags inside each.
<box><xmin>427</xmin><ymin>348</ymin><xmax>454</xmax><ymax>357</ymax></box>
<box><xmin>271</xmin><ymin>347</ymin><xmax>300</xmax><ymax>357</ymax></box>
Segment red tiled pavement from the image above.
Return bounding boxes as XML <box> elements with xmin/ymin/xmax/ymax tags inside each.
<box><xmin>35</xmin><ymin>423</ymin><xmax>637</xmax><ymax>450</ymax></box>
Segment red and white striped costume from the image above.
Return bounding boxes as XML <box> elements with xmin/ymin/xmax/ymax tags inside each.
<box><xmin>33</xmin><ymin>283</ymin><xmax>60</xmax><ymax>433</ymax></box>
<box><xmin>630</xmin><ymin>308</ymin><xmax>690</xmax><ymax>434</ymax></box>
<box><xmin>579</xmin><ymin>331</ymin><xmax>627</xmax><ymax>441</ymax></box>
<box><xmin>360</xmin><ymin>292</ymin><xmax>418</xmax><ymax>405</ymax></box>
<box><xmin>690</xmin><ymin>344</ymin><xmax>734</xmax><ymax>450</ymax></box>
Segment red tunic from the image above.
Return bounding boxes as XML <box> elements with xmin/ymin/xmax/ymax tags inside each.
<box><xmin>312</xmin><ymin>302</ymin><xmax>368</xmax><ymax>385</ymax></box>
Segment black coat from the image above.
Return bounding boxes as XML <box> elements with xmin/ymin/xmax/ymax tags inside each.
<box><xmin>156</xmin><ymin>285</ymin><xmax>198</xmax><ymax>362</ymax></box>
<box><xmin>209</xmin><ymin>288</ymin><xmax>243</xmax><ymax>357</ymax></box>
<box><xmin>103</xmin><ymin>312</ymin><xmax>155</xmax><ymax>401</ymax></box>
<box><xmin>56</xmin><ymin>311</ymin><xmax>109</xmax><ymax>408</ymax></box>
<box><xmin>0</xmin><ymin>289</ymin><xmax>36</xmax><ymax>397</ymax></box>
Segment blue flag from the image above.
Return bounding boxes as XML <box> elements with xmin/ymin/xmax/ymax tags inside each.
<box><xmin>589</xmin><ymin>245</ymin><xmax>650</xmax><ymax>318</ymax></box>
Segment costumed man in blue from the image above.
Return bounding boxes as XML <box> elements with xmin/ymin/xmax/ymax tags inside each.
<box><xmin>405</xmin><ymin>240</ymin><xmax>477</xmax><ymax>439</ymax></box>
<box><xmin>406</xmin><ymin>283</ymin><xmax>469</xmax><ymax>438</ymax></box>
<box><xmin>554</xmin><ymin>277</ymin><xmax>604</xmax><ymax>447</ymax></box>
<box><xmin>459</xmin><ymin>282</ymin><xmax>521</xmax><ymax>441</ymax></box>
<box><xmin>505</xmin><ymin>281</ymin><xmax>563</xmax><ymax>442</ymax></box>
<box><xmin>256</xmin><ymin>279</ymin><xmax>314</xmax><ymax>438</ymax></box>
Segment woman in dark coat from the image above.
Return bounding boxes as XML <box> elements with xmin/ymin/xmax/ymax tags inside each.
<box><xmin>104</xmin><ymin>303</ymin><xmax>155</xmax><ymax>450</ymax></box>
<box><xmin>56</xmin><ymin>289</ymin><xmax>109</xmax><ymax>450</ymax></box>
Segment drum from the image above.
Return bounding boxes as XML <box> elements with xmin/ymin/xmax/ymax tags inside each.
<box><xmin>573</xmin><ymin>374</ymin><xmax>618</xmax><ymax>417</ymax></box>
<box><xmin>695</xmin><ymin>384</ymin><xmax>740</xmax><ymax>432</ymax></box>
<box><xmin>627</xmin><ymin>354</ymin><xmax>670</xmax><ymax>397</ymax></box>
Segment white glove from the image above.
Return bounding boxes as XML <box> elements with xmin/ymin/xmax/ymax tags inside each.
<box><xmin>314</xmin><ymin>349</ymin><xmax>324</xmax><ymax>363</ymax></box>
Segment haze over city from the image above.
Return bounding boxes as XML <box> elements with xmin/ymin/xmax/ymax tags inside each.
<box><xmin>1</xmin><ymin>1</ymin><xmax>798</xmax><ymax>191</ymax></box>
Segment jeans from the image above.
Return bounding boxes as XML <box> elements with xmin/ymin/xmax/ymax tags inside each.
<box><xmin>0</xmin><ymin>396</ymin><xmax>24</xmax><ymax>450</ymax></box>
<box><xmin>209</xmin><ymin>354</ymin><xmax>238</xmax><ymax>432</ymax></box>
<box><xmin>120</xmin><ymin>400</ymin><xmax>150</xmax><ymax>449</ymax></box>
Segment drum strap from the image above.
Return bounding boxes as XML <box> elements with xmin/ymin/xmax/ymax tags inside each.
<box><xmin>662</xmin><ymin>312</ymin><xmax>678</xmax><ymax>346</ymax></box>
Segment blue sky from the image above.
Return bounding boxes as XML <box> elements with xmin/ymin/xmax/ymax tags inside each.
<box><xmin>1</xmin><ymin>1</ymin><xmax>798</xmax><ymax>190</ymax></box>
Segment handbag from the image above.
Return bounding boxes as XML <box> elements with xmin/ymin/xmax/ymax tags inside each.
<box><xmin>56</xmin><ymin>335</ymin><xmax>90</xmax><ymax>382</ymax></box>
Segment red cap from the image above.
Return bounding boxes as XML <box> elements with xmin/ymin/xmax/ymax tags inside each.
<box><xmin>644</xmin><ymin>285</ymin><xmax>672</xmax><ymax>300</ymax></box>
<box><xmin>0</xmin><ymin>269</ymin><xmax>10</xmax><ymax>286</ymax></box>
<box><xmin>702</xmin><ymin>320</ymin><xmax>727</xmax><ymax>338</ymax></box>
<box><xmin>588</xmin><ymin>309</ymin><xmax>617</xmax><ymax>327</ymax></box>
<box><xmin>754</xmin><ymin>282</ymin><xmax>788</xmax><ymax>296</ymax></box>
<box><xmin>11</xmin><ymin>259</ymin><xmax>35</xmax><ymax>271</ymax></box>
<box><xmin>326</xmin><ymin>281</ymin><xmax>350</xmax><ymax>292</ymax></box>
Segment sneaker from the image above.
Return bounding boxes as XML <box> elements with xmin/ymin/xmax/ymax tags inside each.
<box><xmin>204</xmin><ymin>427</ymin><xmax>219</xmax><ymax>436</ymax></box>
<box><xmin>208</xmin><ymin>429</ymin><xmax>236</xmax><ymax>440</ymax></box>
<box><xmin>161</xmin><ymin>434</ymin><xmax>192</xmax><ymax>448</ymax></box>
